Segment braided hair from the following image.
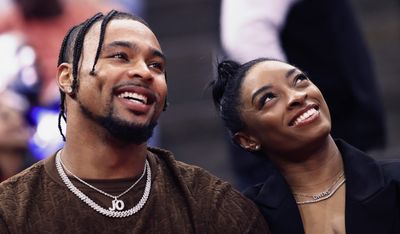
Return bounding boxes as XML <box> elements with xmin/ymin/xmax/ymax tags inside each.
<box><xmin>210</xmin><ymin>58</ymin><xmax>278</xmax><ymax>137</ymax></box>
<box><xmin>56</xmin><ymin>10</ymin><xmax>150</xmax><ymax>141</ymax></box>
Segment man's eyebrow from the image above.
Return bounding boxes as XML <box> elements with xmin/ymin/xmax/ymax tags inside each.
<box><xmin>251</xmin><ymin>85</ymin><xmax>272</xmax><ymax>104</ymax></box>
<box><xmin>103</xmin><ymin>41</ymin><xmax>166</xmax><ymax>62</ymax></box>
<box><xmin>151</xmin><ymin>49</ymin><xmax>166</xmax><ymax>63</ymax></box>
<box><xmin>105</xmin><ymin>40</ymin><xmax>136</xmax><ymax>49</ymax></box>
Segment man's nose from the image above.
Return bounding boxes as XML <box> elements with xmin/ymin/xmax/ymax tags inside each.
<box><xmin>127</xmin><ymin>61</ymin><xmax>153</xmax><ymax>81</ymax></box>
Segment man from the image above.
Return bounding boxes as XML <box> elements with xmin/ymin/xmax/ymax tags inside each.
<box><xmin>0</xmin><ymin>10</ymin><xmax>269</xmax><ymax>233</ymax></box>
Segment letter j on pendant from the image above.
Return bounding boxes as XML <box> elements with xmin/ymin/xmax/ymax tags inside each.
<box><xmin>109</xmin><ymin>198</ymin><xmax>125</xmax><ymax>211</ymax></box>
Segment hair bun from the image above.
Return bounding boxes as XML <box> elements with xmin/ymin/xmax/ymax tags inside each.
<box><xmin>217</xmin><ymin>60</ymin><xmax>240</xmax><ymax>86</ymax></box>
<box><xmin>210</xmin><ymin>60</ymin><xmax>240</xmax><ymax>109</ymax></box>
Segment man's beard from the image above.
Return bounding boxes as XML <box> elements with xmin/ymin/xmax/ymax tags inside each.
<box><xmin>78</xmin><ymin>100</ymin><xmax>157</xmax><ymax>144</ymax></box>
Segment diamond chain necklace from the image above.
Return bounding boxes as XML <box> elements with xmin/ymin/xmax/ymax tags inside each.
<box><xmin>293</xmin><ymin>171</ymin><xmax>345</xmax><ymax>205</ymax></box>
<box><xmin>59</xmin><ymin>152</ymin><xmax>147</xmax><ymax>204</ymax></box>
<box><xmin>55</xmin><ymin>150</ymin><xmax>151</xmax><ymax>218</ymax></box>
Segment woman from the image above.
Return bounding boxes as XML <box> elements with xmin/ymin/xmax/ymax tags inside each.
<box><xmin>210</xmin><ymin>58</ymin><xmax>400</xmax><ymax>233</ymax></box>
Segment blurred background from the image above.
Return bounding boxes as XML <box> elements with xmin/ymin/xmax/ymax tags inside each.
<box><xmin>0</xmin><ymin>0</ymin><xmax>398</xmax><ymax>187</ymax></box>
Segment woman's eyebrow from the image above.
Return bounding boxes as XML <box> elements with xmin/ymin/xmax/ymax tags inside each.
<box><xmin>251</xmin><ymin>68</ymin><xmax>298</xmax><ymax>104</ymax></box>
<box><xmin>252</xmin><ymin>85</ymin><xmax>271</xmax><ymax>104</ymax></box>
<box><xmin>286</xmin><ymin>68</ymin><xmax>297</xmax><ymax>78</ymax></box>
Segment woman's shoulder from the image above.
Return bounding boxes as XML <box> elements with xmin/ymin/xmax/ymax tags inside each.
<box><xmin>377</xmin><ymin>159</ymin><xmax>400</xmax><ymax>181</ymax></box>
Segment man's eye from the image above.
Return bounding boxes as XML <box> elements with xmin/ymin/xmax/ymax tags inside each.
<box><xmin>148</xmin><ymin>62</ymin><xmax>164</xmax><ymax>72</ymax></box>
<box><xmin>111</xmin><ymin>53</ymin><xmax>128</xmax><ymax>61</ymax></box>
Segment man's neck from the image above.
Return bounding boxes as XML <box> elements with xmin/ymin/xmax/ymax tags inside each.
<box><xmin>60</xmin><ymin>128</ymin><xmax>148</xmax><ymax>180</ymax></box>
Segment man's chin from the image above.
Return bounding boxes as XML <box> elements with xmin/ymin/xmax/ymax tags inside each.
<box><xmin>79</xmin><ymin>102</ymin><xmax>157</xmax><ymax>144</ymax></box>
<box><xmin>105</xmin><ymin>119</ymin><xmax>158</xmax><ymax>144</ymax></box>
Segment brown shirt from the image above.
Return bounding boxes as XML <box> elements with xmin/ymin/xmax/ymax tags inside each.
<box><xmin>0</xmin><ymin>147</ymin><xmax>269</xmax><ymax>233</ymax></box>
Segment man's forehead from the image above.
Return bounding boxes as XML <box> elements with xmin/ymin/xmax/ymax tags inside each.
<box><xmin>88</xmin><ymin>19</ymin><xmax>152</xmax><ymax>38</ymax></box>
<box><xmin>84</xmin><ymin>18</ymin><xmax>159</xmax><ymax>48</ymax></box>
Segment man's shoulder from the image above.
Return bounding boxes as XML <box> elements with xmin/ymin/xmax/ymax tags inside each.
<box><xmin>148</xmin><ymin>147</ymin><xmax>257</xmax><ymax>209</ymax></box>
<box><xmin>0</xmin><ymin>160</ymin><xmax>46</xmax><ymax>201</ymax></box>
<box><xmin>148</xmin><ymin>147</ymin><xmax>231</xmax><ymax>191</ymax></box>
<box><xmin>148</xmin><ymin>147</ymin><xmax>208</xmax><ymax>173</ymax></box>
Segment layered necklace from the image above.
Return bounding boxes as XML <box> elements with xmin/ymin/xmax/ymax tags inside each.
<box><xmin>55</xmin><ymin>150</ymin><xmax>151</xmax><ymax>218</ymax></box>
<box><xmin>293</xmin><ymin>171</ymin><xmax>345</xmax><ymax>205</ymax></box>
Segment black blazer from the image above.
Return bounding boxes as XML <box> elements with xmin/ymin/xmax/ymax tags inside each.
<box><xmin>244</xmin><ymin>140</ymin><xmax>400</xmax><ymax>234</ymax></box>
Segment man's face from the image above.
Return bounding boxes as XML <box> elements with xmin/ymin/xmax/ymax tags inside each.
<box><xmin>74</xmin><ymin>19</ymin><xmax>167</xmax><ymax>143</ymax></box>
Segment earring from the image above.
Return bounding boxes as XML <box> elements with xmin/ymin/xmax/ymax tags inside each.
<box><xmin>65</xmin><ymin>86</ymin><xmax>73</xmax><ymax>94</ymax></box>
<box><xmin>254</xmin><ymin>145</ymin><xmax>261</xmax><ymax>151</ymax></box>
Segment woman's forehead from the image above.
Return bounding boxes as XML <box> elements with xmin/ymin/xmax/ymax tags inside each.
<box><xmin>247</xmin><ymin>60</ymin><xmax>296</xmax><ymax>78</ymax></box>
<box><xmin>242</xmin><ymin>61</ymin><xmax>291</xmax><ymax>86</ymax></box>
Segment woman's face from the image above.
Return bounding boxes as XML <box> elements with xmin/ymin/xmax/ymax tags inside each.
<box><xmin>236</xmin><ymin>60</ymin><xmax>331</xmax><ymax>155</ymax></box>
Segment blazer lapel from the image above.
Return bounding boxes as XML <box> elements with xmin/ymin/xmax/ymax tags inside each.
<box><xmin>246</xmin><ymin>163</ymin><xmax>305</xmax><ymax>234</ymax></box>
<box><xmin>338</xmin><ymin>140</ymin><xmax>396</xmax><ymax>233</ymax></box>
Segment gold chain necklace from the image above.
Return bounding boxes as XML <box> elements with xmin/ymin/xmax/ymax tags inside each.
<box><xmin>293</xmin><ymin>171</ymin><xmax>345</xmax><ymax>205</ymax></box>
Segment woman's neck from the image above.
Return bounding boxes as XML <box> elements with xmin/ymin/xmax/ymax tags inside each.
<box><xmin>272</xmin><ymin>136</ymin><xmax>343</xmax><ymax>194</ymax></box>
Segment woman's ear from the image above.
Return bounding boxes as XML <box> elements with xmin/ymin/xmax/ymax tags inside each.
<box><xmin>57</xmin><ymin>63</ymin><xmax>73</xmax><ymax>94</ymax></box>
<box><xmin>233</xmin><ymin>132</ymin><xmax>261</xmax><ymax>152</ymax></box>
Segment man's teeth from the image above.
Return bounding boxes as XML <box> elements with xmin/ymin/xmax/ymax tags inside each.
<box><xmin>118</xmin><ymin>92</ymin><xmax>147</xmax><ymax>104</ymax></box>
<box><xmin>293</xmin><ymin>108</ymin><xmax>318</xmax><ymax>126</ymax></box>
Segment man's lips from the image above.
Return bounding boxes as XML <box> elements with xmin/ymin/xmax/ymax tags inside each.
<box><xmin>113</xmin><ymin>85</ymin><xmax>158</xmax><ymax>115</ymax></box>
<box><xmin>289</xmin><ymin>104</ymin><xmax>320</xmax><ymax>127</ymax></box>
<box><xmin>114</xmin><ymin>85</ymin><xmax>157</xmax><ymax>105</ymax></box>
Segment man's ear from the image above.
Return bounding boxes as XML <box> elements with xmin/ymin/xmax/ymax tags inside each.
<box><xmin>233</xmin><ymin>132</ymin><xmax>261</xmax><ymax>152</ymax></box>
<box><xmin>57</xmin><ymin>63</ymin><xmax>73</xmax><ymax>94</ymax></box>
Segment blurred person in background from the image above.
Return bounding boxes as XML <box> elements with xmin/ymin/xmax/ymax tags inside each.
<box><xmin>0</xmin><ymin>32</ymin><xmax>40</xmax><ymax>180</ymax></box>
<box><xmin>220</xmin><ymin>0</ymin><xmax>386</xmax><ymax>190</ymax></box>
<box><xmin>115</xmin><ymin>0</ymin><xmax>146</xmax><ymax>17</ymax></box>
<box><xmin>0</xmin><ymin>0</ymin><xmax>119</xmax><ymax>106</ymax></box>
<box><xmin>0</xmin><ymin>91</ymin><xmax>36</xmax><ymax>182</ymax></box>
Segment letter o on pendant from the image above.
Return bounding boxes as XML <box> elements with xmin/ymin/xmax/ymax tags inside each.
<box><xmin>115</xmin><ymin>200</ymin><xmax>124</xmax><ymax>210</ymax></box>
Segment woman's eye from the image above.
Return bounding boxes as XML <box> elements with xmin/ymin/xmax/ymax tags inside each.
<box><xmin>294</xmin><ymin>73</ymin><xmax>309</xmax><ymax>85</ymax></box>
<box><xmin>259</xmin><ymin>93</ymin><xmax>275</xmax><ymax>108</ymax></box>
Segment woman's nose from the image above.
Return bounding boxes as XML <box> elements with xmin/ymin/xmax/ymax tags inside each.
<box><xmin>287</xmin><ymin>90</ymin><xmax>307</xmax><ymax>109</ymax></box>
